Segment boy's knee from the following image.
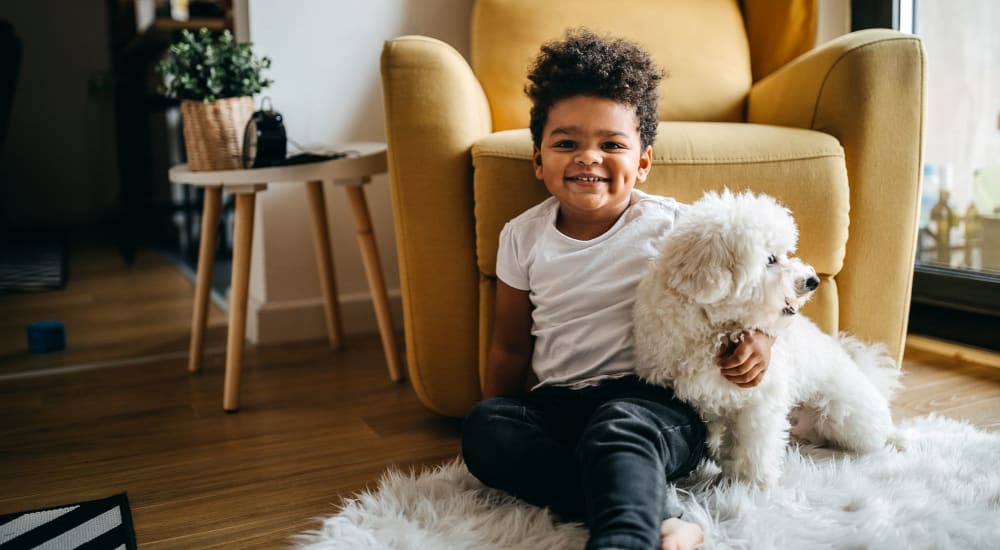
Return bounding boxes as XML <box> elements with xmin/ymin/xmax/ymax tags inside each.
<box><xmin>462</xmin><ymin>399</ymin><xmax>500</xmax><ymax>449</ymax></box>
<box><xmin>463</xmin><ymin>398</ymin><xmax>520</xmax><ymax>436</ymax></box>
<box><xmin>590</xmin><ymin>400</ymin><xmax>658</xmax><ymax>428</ymax></box>
<box><xmin>577</xmin><ymin>400</ymin><xmax>689</xmax><ymax>453</ymax></box>
<box><xmin>578</xmin><ymin>399</ymin><xmax>707</xmax><ymax>477</ymax></box>
<box><xmin>578</xmin><ymin>400</ymin><xmax>661</xmax><ymax>450</ymax></box>
<box><xmin>461</xmin><ymin>398</ymin><xmax>521</xmax><ymax>474</ymax></box>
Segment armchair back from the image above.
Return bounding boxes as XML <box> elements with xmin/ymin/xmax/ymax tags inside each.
<box><xmin>470</xmin><ymin>0</ymin><xmax>753</xmax><ymax>131</ymax></box>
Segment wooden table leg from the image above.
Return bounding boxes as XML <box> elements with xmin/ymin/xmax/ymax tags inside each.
<box><xmin>306</xmin><ymin>180</ymin><xmax>344</xmax><ymax>350</ymax></box>
<box><xmin>224</xmin><ymin>192</ymin><xmax>257</xmax><ymax>412</ymax></box>
<box><xmin>344</xmin><ymin>183</ymin><xmax>404</xmax><ymax>383</ymax></box>
<box><xmin>188</xmin><ymin>186</ymin><xmax>222</xmax><ymax>373</ymax></box>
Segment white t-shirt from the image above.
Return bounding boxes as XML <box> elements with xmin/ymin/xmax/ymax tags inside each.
<box><xmin>496</xmin><ymin>189</ymin><xmax>682</xmax><ymax>388</ymax></box>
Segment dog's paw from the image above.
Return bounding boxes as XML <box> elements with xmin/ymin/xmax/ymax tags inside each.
<box><xmin>722</xmin><ymin>458</ymin><xmax>778</xmax><ymax>489</ymax></box>
<box><xmin>750</xmin><ymin>470</ymin><xmax>778</xmax><ymax>490</ymax></box>
<box><xmin>886</xmin><ymin>428</ymin><xmax>908</xmax><ymax>452</ymax></box>
<box><xmin>705</xmin><ymin>423</ymin><xmax>726</xmax><ymax>456</ymax></box>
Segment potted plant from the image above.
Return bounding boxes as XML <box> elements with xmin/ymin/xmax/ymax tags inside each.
<box><xmin>157</xmin><ymin>28</ymin><xmax>273</xmax><ymax>171</ymax></box>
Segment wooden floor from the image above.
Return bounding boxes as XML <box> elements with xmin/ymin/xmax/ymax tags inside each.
<box><xmin>1</xmin><ymin>243</ymin><xmax>998</xmax><ymax>548</ymax></box>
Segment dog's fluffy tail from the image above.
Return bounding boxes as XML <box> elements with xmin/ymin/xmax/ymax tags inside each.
<box><xmin>836</xmin><ymin>333</ymin><xmax>902</xmax><ymax>401</ymax></box>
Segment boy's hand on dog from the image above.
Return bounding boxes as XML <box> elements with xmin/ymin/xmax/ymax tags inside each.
<box><xmin>717</xmin><ymin>330</ymin><xmax>774</xmax><ymax>388</ymax></box>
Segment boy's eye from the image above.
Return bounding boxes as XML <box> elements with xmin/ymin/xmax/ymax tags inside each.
<box><xmin>602</xmin><ymin>142</ymin><xmax>625</xmax><ymax>150</ymax></box>
<box><xmin>552</xmin><ymin>140</ymin><xmax>575</xmax><ymax>149</ymax></box>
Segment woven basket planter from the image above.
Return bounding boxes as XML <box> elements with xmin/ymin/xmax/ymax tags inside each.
<box><xmin>180</xmin><ymin>96</ymin><xmax>255</xmax><ymax>171</ymax></box>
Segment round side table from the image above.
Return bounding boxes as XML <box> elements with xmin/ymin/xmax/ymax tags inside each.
<box><xmin>169</xmin><ymin>142</ymin><xmax>403</xmax><ymax>411</ymax></box>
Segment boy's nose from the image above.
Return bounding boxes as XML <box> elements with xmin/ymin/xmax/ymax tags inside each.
<box><xmin>576</xmin><ymin>150</ymin><xmax>602</xmax><ymax>165</ymax></box>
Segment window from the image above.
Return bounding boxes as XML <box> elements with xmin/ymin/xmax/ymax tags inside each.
<box><xmin>853</xmin><ymin>0</ymin><xmax>1000</xmax><ymax>350</ymax></box>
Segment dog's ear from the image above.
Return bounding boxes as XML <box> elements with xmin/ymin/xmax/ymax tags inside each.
<box><xmin>726</xmin><ymin>238</ymin><xmax>764</xmax><ymax>301</ymax></box>
<box><xmin>663</xmin><ymin>229</ymin><xmax>735</xmax><ymax>304</ymax></box>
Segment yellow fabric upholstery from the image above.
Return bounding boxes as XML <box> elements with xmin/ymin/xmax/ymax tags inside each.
<box><xmin>473</xmin><ymin>124</ymin><xmax>847</xmax><ymax>280</ymax></box>
<box><xmin>748</xmin><ymin>29</ymin><xmax>926</xmax><ymax>363</ymax></box>
<box><xmin>744</xmin><ymin>0</ymin><xmax>818</xmax><ymax>81</ymax></box>
<box><xmin>472</xmin><ymin>0</ymin><xmax>752</xmax><ymax>129</ymax></box>
<box><xmin>381</xmin><ymin>2</ymin><xmax>925</xmax><ymax>417</ymax></box>
<box><xmin>380</xmin><ymin>36</ymin><xmax>491</xmax><ymax>414</ymax></box>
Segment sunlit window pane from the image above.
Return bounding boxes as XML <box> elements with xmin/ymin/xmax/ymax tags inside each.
<box><xmin>913</xmin><ymin>1</ymin><xmax>1000</xmax><ymax>276</ymax></box>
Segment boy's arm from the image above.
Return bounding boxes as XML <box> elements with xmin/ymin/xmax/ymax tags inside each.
<box><xmin>483</xmin><ymin>280</ymin><xmax>534</xmax><ymax>399</ymax></box>
<box><xmin>717</xmin><ymin>330</ymin><xmax>775</xmax><ymax>388</ymax></box>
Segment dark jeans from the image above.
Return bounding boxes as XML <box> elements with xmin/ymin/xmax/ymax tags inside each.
<box><xmin>462</xmin><ymin>376</ymin><xmax>707</xmax><ymax>550</ymax></box>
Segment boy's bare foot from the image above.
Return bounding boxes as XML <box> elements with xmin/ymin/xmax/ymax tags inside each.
<box><xmin>660</xmin><ymin>517</ymin><xmax>703</xmax><ymax>550</ymax></box>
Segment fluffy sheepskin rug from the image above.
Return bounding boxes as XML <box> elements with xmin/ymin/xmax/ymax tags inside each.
<box><xmin>292</xmin><ymin>415</ymin><xmax>1000</xmax><ymax>549</ymax></box>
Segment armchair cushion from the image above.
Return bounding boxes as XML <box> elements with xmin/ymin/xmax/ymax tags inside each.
<box><xmin>473</xmin><ymin>122</ymin><xmax>847</xmax><ymax>336</ymax></box>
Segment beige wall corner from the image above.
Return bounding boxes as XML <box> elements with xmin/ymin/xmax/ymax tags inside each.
<box><xmin>817</xmin><ymin>0</ymin><xmax>851</xmax><ymax>45</ymax></box>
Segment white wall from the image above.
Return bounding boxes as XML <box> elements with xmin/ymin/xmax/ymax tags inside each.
<box><xmin>817</xmin><ymin>0</ymin><xmax>851</xmax><ymax>45</ymax></box>
<box><xmin>244</xmin><ymin>0</ymin><xmax>472</xmax><ymax>340</ymax></box>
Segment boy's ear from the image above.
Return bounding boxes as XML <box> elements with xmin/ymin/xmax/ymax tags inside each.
<box><xmin>533</xmin><ymin>147</ymin><xmax>544</xmax><ymax>180</ymax></box>
<box><xmin>636</xmin><ymin>145</ymin><xmax>653</xmax><ymax>183</ymax></box>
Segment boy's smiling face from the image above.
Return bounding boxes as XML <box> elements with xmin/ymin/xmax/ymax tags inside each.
<box><xmin>534</xmin><ymin>95</ymin><xmax>653</xmax><ymax>229</ymax></box>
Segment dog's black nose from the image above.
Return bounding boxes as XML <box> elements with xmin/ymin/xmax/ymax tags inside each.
<box><xmin>805</xmin><ymin>276</ymin><xmax>820</xmax><ymax>291</ymax></box>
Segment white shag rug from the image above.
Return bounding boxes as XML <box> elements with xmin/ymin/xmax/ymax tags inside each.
<box><xmin>293</xmin><ymin>415</ymin><xmax>1000</xmax><ymax>549</ymax></box>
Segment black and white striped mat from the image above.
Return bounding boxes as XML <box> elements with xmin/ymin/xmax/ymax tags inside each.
<box><xmin>0</xmin><ymin>494</ymin><xmax>136</xmax><ymax>550</ymax></box>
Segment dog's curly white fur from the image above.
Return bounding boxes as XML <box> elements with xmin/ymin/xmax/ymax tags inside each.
<box><xmin>633</xmin><ymin>190</ymin><xmax>901</xmax><ymax>487</ymax></box>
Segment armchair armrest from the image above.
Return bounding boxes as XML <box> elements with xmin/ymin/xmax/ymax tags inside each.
<box><xmin>381</xmin><ymin>36</ymin><xmax>493</xmax><ymax>416</ymax></box>
<box><xmin>748</xmin><ymin>29</ymin><xmax>925</xmax><ymax>364</ymax></box>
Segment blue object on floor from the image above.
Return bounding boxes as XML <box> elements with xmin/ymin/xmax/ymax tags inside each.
<box><xmin>27</xmin><ymin>320</ymin><xmax>65</xmax><ymax>353</ymax></box>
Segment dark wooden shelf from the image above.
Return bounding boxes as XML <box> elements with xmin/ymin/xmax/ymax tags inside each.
<box><xmin>150</xmin><ymin>16</ymin><xmax>227</xmax><ymax>32</ymax></box>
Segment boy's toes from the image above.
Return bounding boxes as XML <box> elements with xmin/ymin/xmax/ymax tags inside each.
<box><xmin>660</xmin><ymin>517</ymin><xmax>703</xmax><ymax>550</ymax></box>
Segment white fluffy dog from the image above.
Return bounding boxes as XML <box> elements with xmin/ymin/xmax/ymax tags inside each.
<box><xmin>633</xmin><ymin>190</ymin><xmax>901</xmax><ymax>487</ymax></box>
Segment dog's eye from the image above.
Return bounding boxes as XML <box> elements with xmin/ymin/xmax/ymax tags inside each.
<box><xmin>767</xmin><ymin>254</ymin><xmax>778</xmax><ymax>266</ymax></box>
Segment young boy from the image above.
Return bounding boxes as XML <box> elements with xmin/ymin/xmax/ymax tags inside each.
<box><xmin>462</xmin><ymin>30</ymin><xmax>773</xmax><ymax>550</ymax></box>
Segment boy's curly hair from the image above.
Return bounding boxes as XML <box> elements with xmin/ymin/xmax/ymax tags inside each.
<box><xmin>525</xmin><ymin>29</ymin><xmax>664</xmax><ymax>149</ymax></box>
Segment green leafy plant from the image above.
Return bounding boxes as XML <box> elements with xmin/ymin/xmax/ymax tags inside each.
<box><xmin>156</xmin><ymin>28</ymin><xmax>273</xmax><ymax>102</ymax></box>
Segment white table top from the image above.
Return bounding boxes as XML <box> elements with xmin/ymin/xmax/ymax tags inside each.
<box><xmin>168</xmin><ymin>142</ymin><xmax>387</xmax><ymax>187</ymax></box>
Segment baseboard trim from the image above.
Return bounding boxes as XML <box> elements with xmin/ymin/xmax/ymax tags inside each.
<box><xmin>905</xmin><ymin>334</ymin><xmax>1000</xmax><ymax>369</ymax></box>
<box><xmin>246</xmin><ymin>291</ymin><xmax>403</xmax><ymax>345</ymax></box>
<box><xmin>168</xmin><ymin>252</ymin><xmax>402</xmax><ymax>345</ymax></box>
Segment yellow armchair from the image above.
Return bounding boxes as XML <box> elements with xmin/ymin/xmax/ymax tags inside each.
<box><xmin>381</xmin><ymin>0</ymin><xmax>925</xmax><ymax>417</ymax></box>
